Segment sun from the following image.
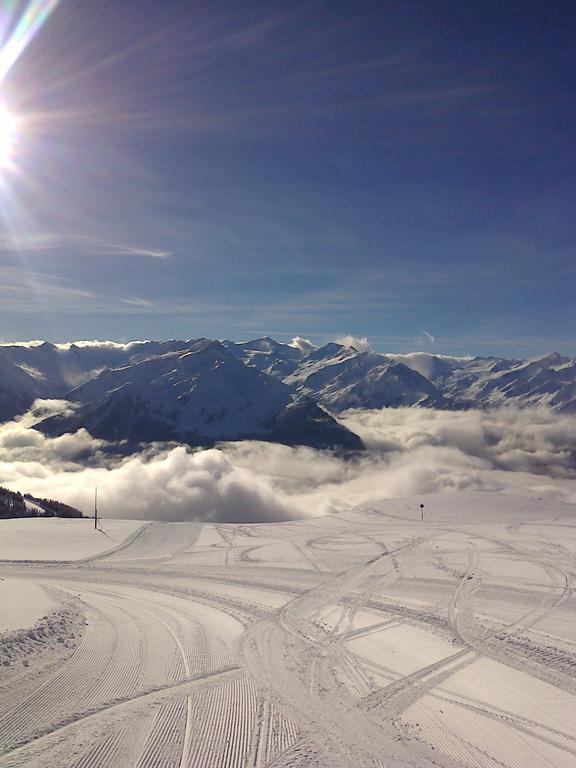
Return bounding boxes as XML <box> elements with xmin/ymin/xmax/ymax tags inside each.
<box><xmin>0</xmin><ymin>104</ymin><xmax>17</xmax><ymax>168</ymax></box>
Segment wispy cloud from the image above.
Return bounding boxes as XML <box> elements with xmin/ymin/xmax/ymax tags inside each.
<box><xmin>121</xmin><ymin>297</ymin><xmax>155</xmax><ymax>307</ymax></box>
<box><xmin>416</xmin><ymin>331</ymin><xmax>436</xmax><ymax>346</ymax></box>
<box><xmin>0</xmin><ymin>265</ymin><xmax>96</xmax><ymax>310</ymax></box>
<box><xmin>0</xmin><ymin>233</ymin><xmax>171</xmax><ymax>259</ymax></box>
<box><xmin>0</xmin><ymin>265</ymin><xmax>155</xmax><ymax>314</ymax></box>
<box><xmin>90</xmin><ymin>243</ymin><xmax>171</xmax><ymax>259</ymax></box>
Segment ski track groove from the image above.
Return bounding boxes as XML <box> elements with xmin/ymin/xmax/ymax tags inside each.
<box><xmin>83</xmin><ymin>523</ymin><xmax>155</xmax><ymax>563</ymax></box>
<box><xmin>2</xmin><ymin>502</ymin><xmax>576</xmax><ymax>767</ymax></box>
<box><xmin>0</xmin><ymin>599</ymin><xmax>118</xmax><ymax>751</ymax></box>
<box><xmin>136</xmin><ymin>695</ymin><xmax>187</xmax><ymax>768</ymax></box>
<box><xmin>0</xmin><ymin>666</ymin><xmax>243</xmax><ymax>767</ymax></box>
<box><xmin>73</xmin><ymin>725</ymin><xmax>131</xmax><ymax>768</ymax></box>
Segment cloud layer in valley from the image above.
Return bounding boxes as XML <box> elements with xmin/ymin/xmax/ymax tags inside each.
<box><xmin>0</xmin><ymin>402</ymin><xmax>575</xmax><ymax>522</ymax></box>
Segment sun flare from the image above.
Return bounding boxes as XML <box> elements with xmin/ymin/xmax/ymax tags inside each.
<box><xmin>0</xmin><ymin>104</ymin><xmax>17</xmax><ymax>168</ymax></box>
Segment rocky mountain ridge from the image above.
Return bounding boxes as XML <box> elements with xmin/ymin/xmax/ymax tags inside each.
<box><xmin>1</xmin><ymin>338</ymin><xmax>574</xmax><ymax>451</ymax></box>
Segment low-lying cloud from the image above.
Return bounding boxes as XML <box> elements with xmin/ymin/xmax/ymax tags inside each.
<box><xmin>0</xmin><ymin>414</ymin><xmax>297</xmax><ymax>523</ymax></box>
<box><xmin>0</xmin><ymin>402</ymin><xmax>575</xmax><ymax>522</ymax></box>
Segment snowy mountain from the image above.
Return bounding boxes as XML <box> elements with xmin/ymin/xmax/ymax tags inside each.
<box><xmin>38</xmin><ymin>339</ymin><xmax>363</xmax><ymax>450</ymax></box>
<box><xmin>393</xmin><ymin>351</ymin><xmax>576</xmax><ymax>412</ymax></box>
<box><xmin>221</xmin><ymin>336</ymin><xmax>303</xmax><ymax>378</ymax></box>
<box><xmin>0</xmin><ymin>348</ymin><xmax>44</xmax><ymax>421</ymax></box>
<box><xmin>282</xmin><ymin>343</ymin><xmax>447</xmax><ymax>410</ymax></box>
<box><xmin>221</xmin><ymin>339</ymin><xmax>447</xmax><ymax>409</ymax></box>
<box><xmin>1</xmin><ymin>338</ymin><xmax>575</xmax><ymax>439</ymax></box>
<box><xmin>468</xmin><ymin>353</ymin><xmax>576</xmax><ymax>412</ymax></box>
<box><xmin>0</xmin><ymin>339</ymin><xmax>193</xmax><ymax>395</ymax></box>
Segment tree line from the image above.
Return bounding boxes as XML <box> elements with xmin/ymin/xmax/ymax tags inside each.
<box><xmin>0</xmin><ymin>487</ymin><xmax>84</xmax><ymax>519</ymax></box>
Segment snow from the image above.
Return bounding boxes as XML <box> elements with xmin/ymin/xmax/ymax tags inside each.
<box><xmin>288</xmin><ymin>336</ymin><xmax>318</xmax><ymax>354</ymax></box>
<box><xmin>365</xmin><ymin>490</ymin><xmax>574</xmax><ymax>522</ymax></box>
<box><xmin>283</xmin><ymin>345</ymin><xmax>446</xmax><ymax>410</ymax></box>
<box><xmin>0</xmin><ymin>578</ymin><xmax>55</xmax><ymax>632</ymax></box>
<box><xmin>23</xmin><ymin>498</ymin><xmax>45</xmax><ymax>515</ymax></box>
<box><xmin>0</xmin><ymin>490</ymin><xmax>575</xmax><ymax>767</ymax></box>
<box><xmin>386</xmin><ymin>351</ymin><xmax>473</xmax><ymax>379</ymax></box>
<box><xmin>0</xmin><ymin>517</ymin><xmax>144</xmax><ymax>561</ymax></box>
<box><xmin>2</xmin><ymin>339</ymin><xmax>576</xmax><ymax>434</ymax></box>
<box><xmin>39</xmin><ymin>340</ymin><xmax>360</xmax><ymax>449</ymax></box>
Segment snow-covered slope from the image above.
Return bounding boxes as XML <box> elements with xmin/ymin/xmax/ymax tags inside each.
<box><xmin>1</xmin><ymin>338</ymin><xmax>575</xmax><ymax>426</ymax></box>
<box><xmin>394</xmin><ymin>351</ymin><xmax>576</xmax><ymax>412</ymax></box>
<box><xmin>0</xmin><ymin>339</ymin><xmax>194</xmax><ymax>396</ymax></box>
<box><xmin>222</xmin><ymin>336</ymin><xmax>304</xmax><ymax>378</ymax></box>
<box><xmin>39</xmin><ymin>340</ymin><xmax>363</xmax><ymax>450</ymax></box>
<box><xmin>1</xmin><ymin>491</ymin><xmax>574</xmax><ymax>768</ymax></box>
<box><xmin>465</xmin><ymin>353</ymin><xmax>576</xmax><ymax>411</ymax></box>
<box><xmin>0</xmin><ymin>348</ymin><xmax>43</xmax><ymax>421</ymax></box>
<box><xmin>0</xmin><ymin>517</ymin><xmax>144</xmax><ymax>560</ymax></box>
<box><xmin>0</xmin><ymin>578</ymin><xmax>56</xmax><ymax>633</ymax></box>
<box><xmin>284</xmin><ymin>343</ymin><xmax>447</xmax><ymax>410</ymax></box>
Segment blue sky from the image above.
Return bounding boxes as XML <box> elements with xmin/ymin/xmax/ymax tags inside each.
<box><xmin>0</xmin><ymin>0</ymin><xmax>574</xmax><ymax>356</ymax></box>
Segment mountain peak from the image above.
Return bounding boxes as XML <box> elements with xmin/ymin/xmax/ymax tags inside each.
<box><xmin>535</xmin><ymin>352</ymin><xmax>567</xmax><ymax>367</ymax></box>
<box><xmin>1</xmin><ymin>337</ymin><xmax>575</xmax><ymax>430</ymax></box>
<box><xmin>289</xmin><ymin>336</ymin><xmax>318</xmax><ymax>355</ymax></box>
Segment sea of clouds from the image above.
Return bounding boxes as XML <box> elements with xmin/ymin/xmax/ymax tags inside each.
<box><xmin>0</xmin><ymin>400</ymin><xmax>575</xmax><ymax>522</ymax></box>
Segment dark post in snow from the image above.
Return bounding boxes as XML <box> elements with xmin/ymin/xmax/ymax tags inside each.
<box><xmin>94</xmin><ymin>487</ymin><xmax>98</xmax><ymax>530</ymax></box>
<box><xmin>420</xmin><ymin>503</ymin><xmax>424</xmax><ymax>522</ymax></box>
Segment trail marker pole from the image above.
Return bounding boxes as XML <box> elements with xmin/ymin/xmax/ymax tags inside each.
<box><xmin>94</xmin><ymin>487</ymin><xmax>98</xmax><ymax>530</ymax></box>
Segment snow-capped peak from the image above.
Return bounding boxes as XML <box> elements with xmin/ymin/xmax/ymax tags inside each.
<box><xmin>288</xmin><ymin>336</ymin><xmax>318</xmax><ymax>354</ymax></box>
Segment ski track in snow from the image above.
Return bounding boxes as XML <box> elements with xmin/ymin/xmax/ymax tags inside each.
<box><xmin>0</xmin><ymin>491</ymin><xmax>575</xmax><ymax>767</ymax></box>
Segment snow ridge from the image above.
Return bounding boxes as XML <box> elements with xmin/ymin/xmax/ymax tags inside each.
<box><xmin>0</xmin><ymin>338</ymin><xmax>575</xmax><ymax>448</ymax></box>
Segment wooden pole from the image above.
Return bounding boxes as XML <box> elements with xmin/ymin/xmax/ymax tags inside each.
<box><xmin>94</xmin><ymin>487</ymin><xmax>98</xmax><ymax>529</ymax></box>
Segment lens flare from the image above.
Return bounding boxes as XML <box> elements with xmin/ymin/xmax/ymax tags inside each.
<box><xmin>0</xmin><ymin>1</ymin><xmax>61</xmax><ymax>83</ymax></box>
<box><xmin>0</xmin><ymin>103</ymin><xmax>16</xmax><ymax>167</ymax></box>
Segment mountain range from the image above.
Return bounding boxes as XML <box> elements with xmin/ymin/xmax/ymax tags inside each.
<box><xmin>1</xmin><ymin>337</ymin><xmax>574</xmax><ymax>450</ymax></box>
